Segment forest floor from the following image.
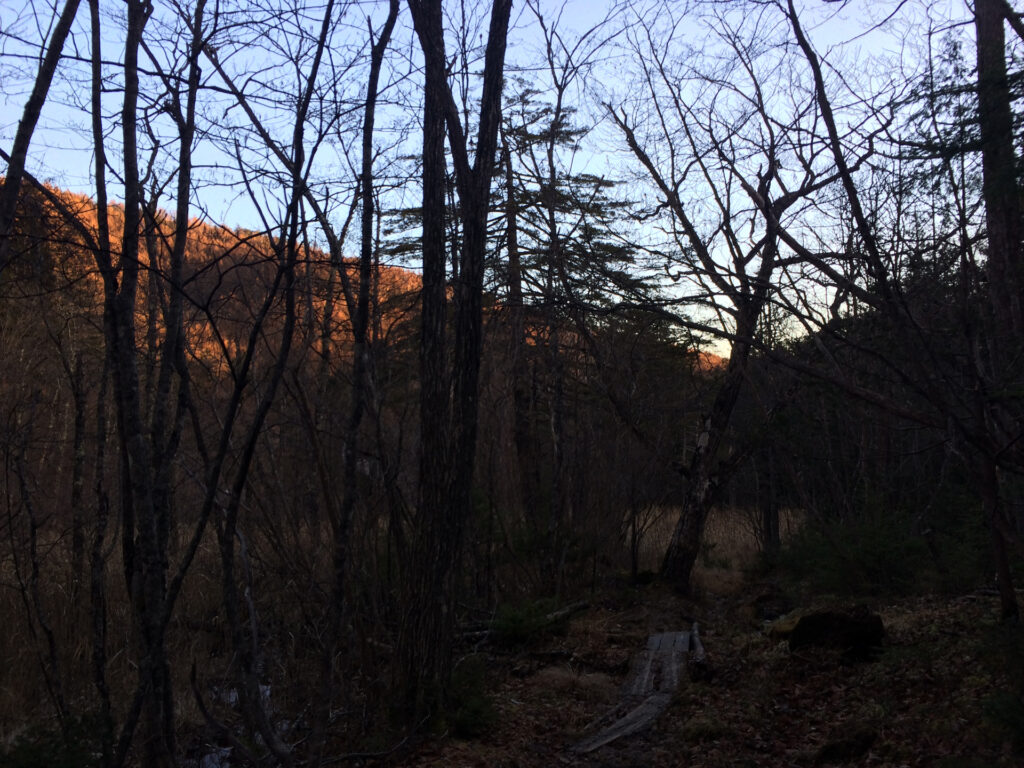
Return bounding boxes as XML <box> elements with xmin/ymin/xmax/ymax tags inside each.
<box><xmin>395</xmin><ymin>579</ymin><xmax>1023</xmax><ymax>768</ymax></box>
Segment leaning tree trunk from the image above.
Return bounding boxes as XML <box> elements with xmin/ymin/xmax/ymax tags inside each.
<box><xmin>0</xmin><ymin>0</ymin><xmax>81</xmax><ymax>270</ymax></box>
<box><xmin>662</xmin><ymin>339</ymin><xmax>750</xmax><ymax>593</ymax></box>
<box><xmin>660</xmin><ymin>218</ymin><xmax>777</xmax><ymax>593</ymax></box>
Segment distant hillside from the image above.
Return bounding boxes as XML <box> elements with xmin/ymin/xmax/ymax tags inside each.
<box><xmin>2</xmin><ymin>179</ymin><xmax>423</xmax><ymax>361</ymax></box>
<box><xmin>695</xmin><ymin>351</ymin><xmax>727</xmax><ymax>370</ymax></box>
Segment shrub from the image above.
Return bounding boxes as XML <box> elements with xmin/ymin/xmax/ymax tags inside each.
<box><xmin>774</xmin><ymin>507</ymin><xmax>988</xmax><ymax>597</ymax></box>
<box><xmin>0</xmin><ymin>715</ymin><xmax>101</xmax><ymax>768</ymax></box>
<box><xmin>447</xmin><ymin>654</ymin><xmax>497</xmax><ymax>739</ymax></box>
<box><xmin>983</xmin><ymin>692</ymin><xmax>1024</xmax><ymax>755</ymax></box>
<box><xmin>491</xmin><ymin>598</ymin><xmax>561</xmax><ymax>646</ymax></box>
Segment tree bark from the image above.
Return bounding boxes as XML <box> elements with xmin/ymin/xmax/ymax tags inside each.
<box><xmin>402</xmin><ymin>0</ymin><xmax>512</xmax><ymax>720</ymax></box>
<box><xmin>976</xmin><ymin>0</ymin><xmax>1024</xmax><ymax>342</ymax></box>
<box><xmin>310</xmin><ymin>3</ymin><xmax>398</xmax><ymax>762</ymax></box>
<box><xmin>662</xmin><ymin>333</ymin><xmax>752</xmax><ymax>592</ymax></box>
<box><xmin>403</xmin><ymin>0</ymin><xmax>452</xmax><ymax>719</ymax></box>
<box><xmin>979</xmin><ymin>454</ymin><xmax>1020</xmax><ymax>622</ymax></box>
<box><xmin>974</xmin><ymin>0</ymin><xmax>1022</xmax><ymax>622</ymax></box>
<box><xmin>501</xmin><ymin>134</ymin><xmax>536</xmax><ymax>519</ymax></box>
<box><xmin>108</xmin><ymin>3</ymin><xmax>180</xmax><ymax>765</ymax></box>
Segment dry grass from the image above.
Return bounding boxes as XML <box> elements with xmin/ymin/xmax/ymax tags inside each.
<box><xmin>0</xmin><ymin>537</ymin><xmax>104</xmax><ymax>738</ymax></box>
<box><xmin>634</xmin><ymin>505</ymin><xmax>803</xmax><ymax>596</ymax></box>
<box><xmin>0</xmin><ymin>499</ymin><xmax>807</xmax><ymax>759</ymax></box>
<box><xmin>0</xmin><ymin>507</ymin><xmax>408</xmax><ymax>759</ymax></box>
<box><xmin>0</xmin><ymin>527</ymin><xmax>241</xmax><ymax>746</ymax></box>
<box><xmin>531</xmin><ymin>667</ymin><xmax>618</xmax><ymax>704</ymax></box>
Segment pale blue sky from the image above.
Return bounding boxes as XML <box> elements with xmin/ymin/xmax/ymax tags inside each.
<box><xmin>0</xmin><ymin>0</ymin><xmax>978</xmax><ymax>240</ymax></box>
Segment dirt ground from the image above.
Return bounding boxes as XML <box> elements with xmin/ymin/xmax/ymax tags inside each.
<box><xmin>364</xmin><ymin>505</ymin><xmax>1019</xmax><ymax>767</ymax></box>
<box><xmin>394</xmin><ymin>583</ymin><xmax>1020</xmax><ymax>767</ymax></box>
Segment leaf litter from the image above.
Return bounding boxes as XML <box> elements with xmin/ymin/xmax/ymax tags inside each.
<box><xmin>390</xmin><ymin>585</ymin><xmax>1020</xmax><ymax>767</ymax></box>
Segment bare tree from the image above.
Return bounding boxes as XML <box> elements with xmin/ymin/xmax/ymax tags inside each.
<box><xmin>629</xmin><ymin>0</ymin><xmax>1024</xmax><ymax>618</ymax></box>
<box><xmin>971</xmin><ymin>0</ymin><xmax>1024</xmax><ymax>619</ymax></box>
<box><xmin>608</xmin><ymin>1</ymin><xmax>857</xmax><ymax>592</ymax></box>
<box><xmin>765</xmin><ymin>0</ymin><xmax>1024</xmax><ymax>620</ymax></box>
<box><xmin>309</xmin><ymin>2</ymin><xmax>399</xmax><ymax>762</ymax></box>
<box><xmin>400</xmin><ymin>0</ymin><xmax>512</xmax><ymax>718</ymax></box>
<box><xmin>0</xmin><ymin>0</ymin><xmax>81</xmax><ymax>271</ymax></box>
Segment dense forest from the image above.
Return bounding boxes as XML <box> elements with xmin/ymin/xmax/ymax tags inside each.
<box><xmin>1</xmin><ymin>0</ymin><xmax>1023</xmax><ymax>765</ymax></box>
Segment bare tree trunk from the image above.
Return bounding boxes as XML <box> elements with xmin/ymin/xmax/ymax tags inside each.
<box><xmin>0</xmin><ymin>0</ymin><xmax>81</xmax><ymax>271</ymax></box>
<box><xmin>662</xmin><ymin>336</ymin><xmax>751</xmax><ymax>592</ymax></box>
<box><xmin>310</xmin><ymin>3</ymin><xmax>398</xmax><ymax>763</ymax></box>
<box><xmin>87</xmin><ymin>5</ymin><xmax>114</xmax><ymax>762</ymax></box>
<box><xmin>106</xmin><ymin>4</ymin><xmax>181</xmax><ymax>764</ymax></box>
<box><xmin>402</xmin><ymin>0</ymin><xmax>511</xmax><ymax>720</ymax></box>
<box><xmin>404</xmin><ymin>0</ymin><xmax>451</xmax><ymax>718</ymax></box>
<box><xmin>976</xmin><ymin>0</ymin><xmax>1024</xmax><ymax>341</ymax></box>
<box><xmin>501</xmin><ymin>135</ymin><xmax>535</xmax><ymax>519</ymax></box>
<box><xmin>755</xmin><ymin>448</ymin><xmax>781</xmax><ymax>554</ymax></box>
<box><xmin>70</xmin><ymin>351</ymin><xmax>87</xmax><ymax>589</ymax></box>
<box><xmin>8</xmin><ymin>397</ymin><xmax>70</xmax><ymax>733</ymax></box>
<box><xmin>91</xmin><ymin>357</ymin><xmax>114</xmax><ymax>768</ymax></box>
<box><xmin>973</xmin><ymin>0</ymin><xmax>1022</xmax><ymax>622</ymax></box>
<box><xmin>980</xmin><ymin>456</ymin><xmax>1020</xmax><ymax>622</ymax></box>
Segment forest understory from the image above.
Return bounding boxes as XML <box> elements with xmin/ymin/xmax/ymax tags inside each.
<box><xmin>3</xmin><ymin>503</ymin><xmax>1017</xmax><ymax>768</ymax></box>
<box><xmin>399</xmin><ymin>576</ymin><xmax>1022</xmax><ymax>768</ymax></box>
<box><xmin>4</xmin><ymin>0</ymin><xmax>1024</xmax><ymax>765</ymax></box>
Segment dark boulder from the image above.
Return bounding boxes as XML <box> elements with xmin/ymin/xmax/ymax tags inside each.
<box><xmin>814</xmin><ymin>724</ymin><xmax>878</xmax><ymax>765</ymax></box>
<box><xmin>751</xmin><ymin>589</ymin><xmax>795</xmax><ymax>622</ymax></box>
<box><xmin>788</xmin><ymin>605</ymin><xmax>884</xmax><ymax>662</ymax></box>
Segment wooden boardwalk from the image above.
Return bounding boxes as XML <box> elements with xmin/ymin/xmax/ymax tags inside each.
<box><xmin>571</xmin><ymin>628</ymin><xmax>695</xmax><ymax>753</ymax></box>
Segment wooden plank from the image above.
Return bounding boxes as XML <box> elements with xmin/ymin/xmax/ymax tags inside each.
<box><xmin>659</xmin><ymin>632</ymin><xmax>688</xmax><ymax>691</ymax></box>
<box><xmin>571</xmin><ymin>629</ymin><xmax>691</xmax><ymax>754</ymax></box>
<box><xmin>690</xmin><ymin>622</ymin><xmax>706</xmax><ymax>664</ymax></box>
<box><xmin>626</xmin><ymin>649</ymin><xmax>655</xmax><ymax>698</ymax></box>
<box><xmin>572</xmin><ymin>693</ymin><xmax>673</xmax><ymax>753</ymax></box>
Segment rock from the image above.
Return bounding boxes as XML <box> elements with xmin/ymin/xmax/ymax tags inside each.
<box><xmin>739</xmin><ymin>588</ymin><xmax>795</xmax><ymax>627</ymax></box>
<box><xmin>814</xmin><ymin>725</ymin><xmax>877</xmax><ymax>765</ymax></box>
<box><xmin>788</xmin><ymin>605</ymin><xmax>884</xmax><ymax>662</ymax></box>
<box><xmin>751</xmin><ymin>589</ymin><xmax>795</xmax><ymax>621</ymax></box>
<box><xmin>687</xmin><ymin>622</ymin><xmax>712</xmax><ymax>682</ymax></box>
<box><xmin>687</xmin><ymin>656</ymin><xmax>713</xmax><ymax>683</ymax></box>
<box><xmin>767</xmin><ymin>611</ymin><xmax>803</xmax><ymax>639</ymax></box>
